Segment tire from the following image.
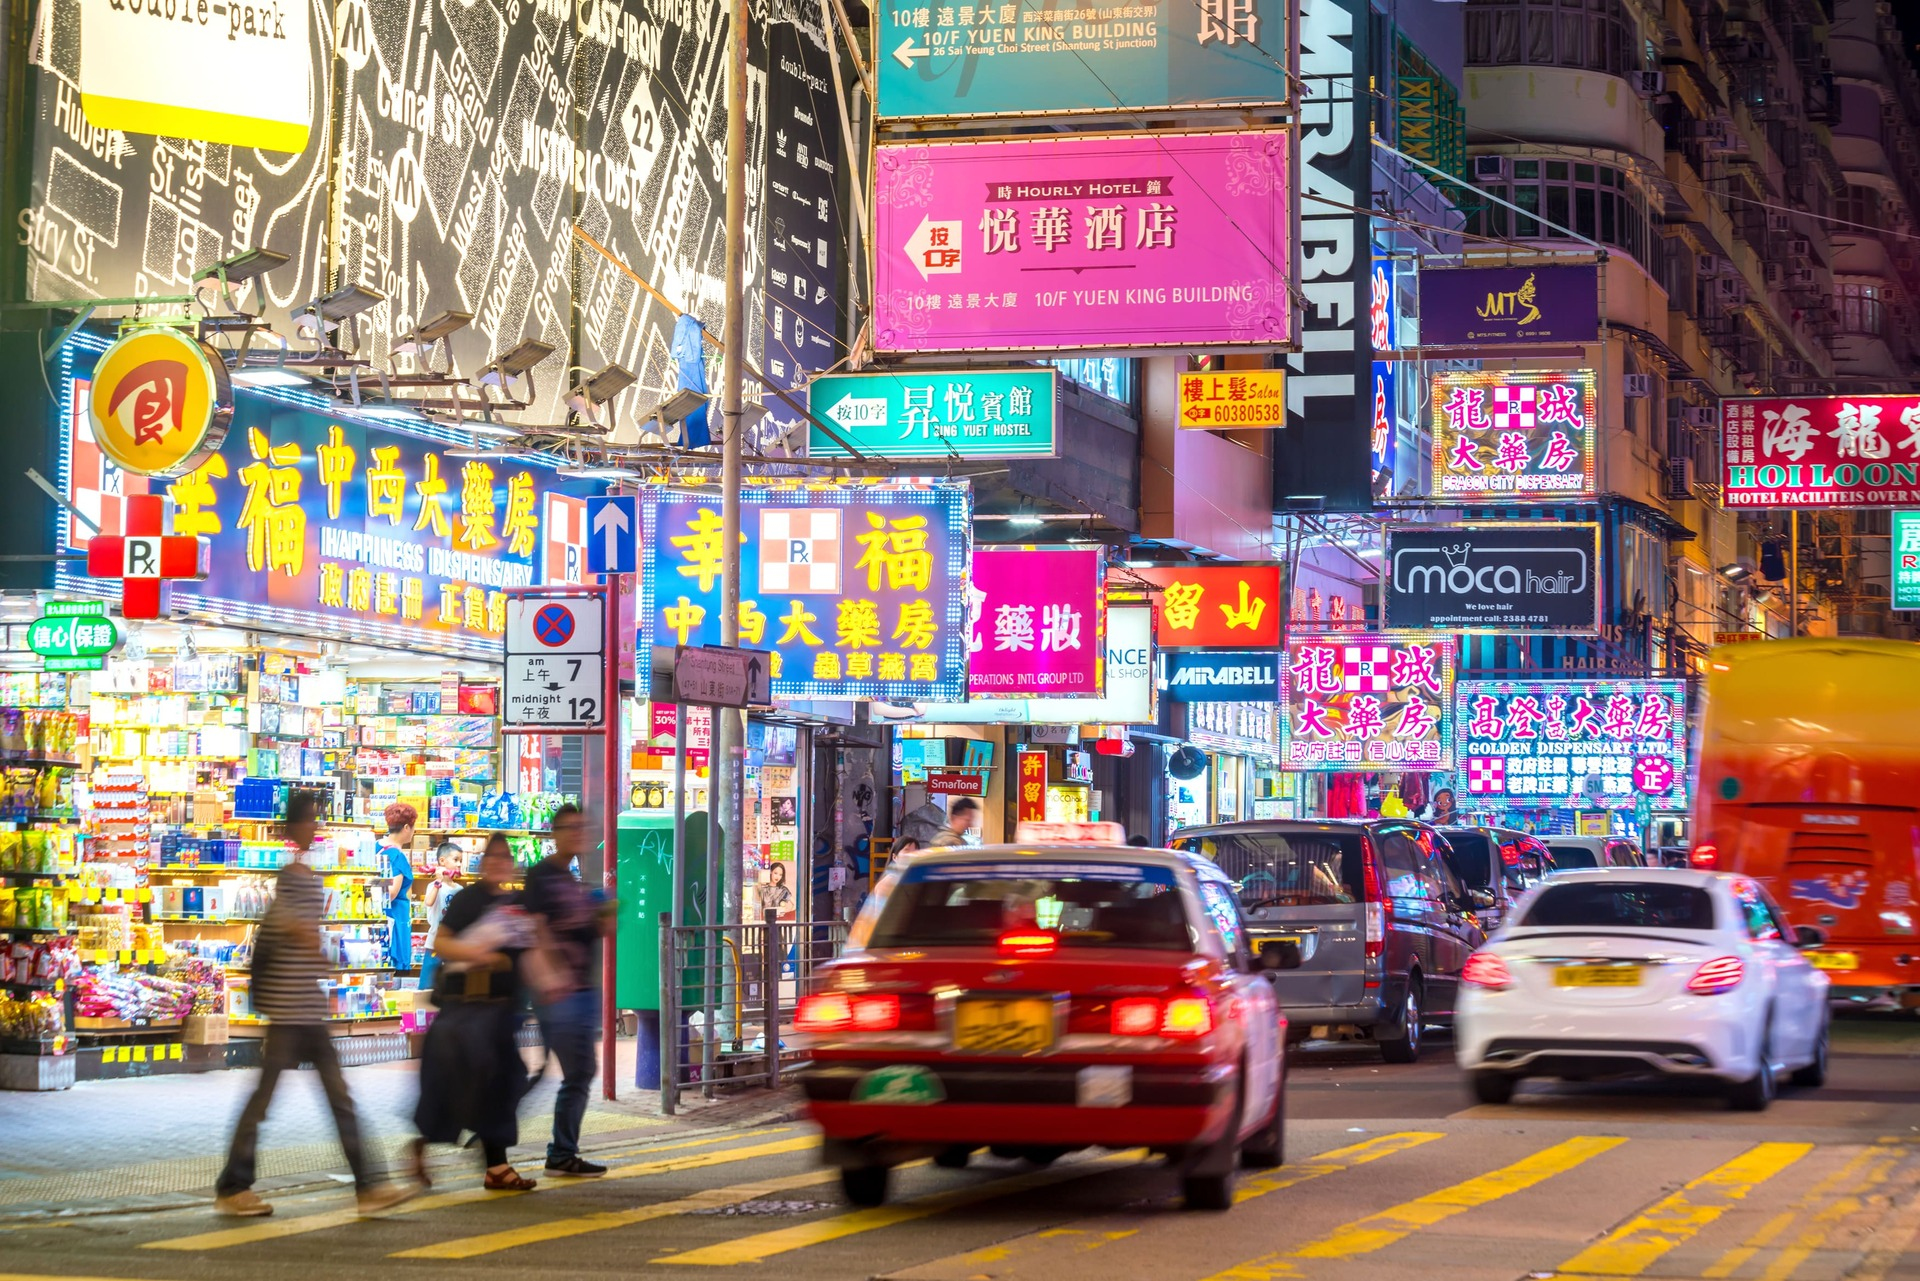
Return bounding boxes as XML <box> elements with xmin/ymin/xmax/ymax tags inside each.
<box><xmin>1016</xmin><ymin>1147</ymin><xmax>1065</xmax><ymax>1167</ymax></box>
<box><xmin>1378</xmin><ymin>977</ymin><xmax>1423</xmax><ymax>1065</ymax></box>
<box><xmin>1728</xmin><ymin>1022</ymin><xmax>1777</xmax><ymax>1112</ymax></box>
<box><xmin>1183</xmin><ymin>1173</ymin><xmax>1234</xmax><ymax>1212</ymax></box>
<box><xmin>933</xmin><ymin>1147</ymin><xmax>972</xmax><ymax>1169</ymax></box>
<box><xmin>1240</xmin><ymin>1057</ymin><xmax>1287</xmax><ymax>1168</ymax></box>
<box><xmin>1470</xmin><ymin>1070</ymin><xmax>1516</xmax><ymax>1106</ymax></box>
<box><xmin>1790</xmin><ymin>1013</ymin><xmax>1829</xmax><ymax>1089</ymax></box>
<box><xmin>839</xmin><ymin>1165</ymin><xmax>890</xmax><ymax>1207</ymax></box>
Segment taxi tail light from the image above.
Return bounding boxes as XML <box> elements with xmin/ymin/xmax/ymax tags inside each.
<box><xmin>1361</xmin><ymin>835</ymin><xmax>1390</xmax><ymax>962</ymax></box>
<box><xmin>1461</xmin><ymin>952</ymin><xmax>1513</xmax><ymax>991</ymax></box>
<box><xmin>1688</xmin><ymin>956</ymin><xmax>1745</xmax><ymax>994</ymax></box>
<box><xmin>1109</xmin><ymin>991</ymin><xmax>1216</xmax><ymax>1040</ymax></box>
<box><xmin>1689</xmin><ymin>842</ymin><xmax>1719</xmax><ymax>869</ymax></box>
<box><xmin>998</xmin><ymin>930</ymin><xmax>1058</xmax><ymax>957</ymax></box>
<box><xmin>795</xmin><ymin>993</ymin><xmax>901</xmax><ymax>1032</ymax></box>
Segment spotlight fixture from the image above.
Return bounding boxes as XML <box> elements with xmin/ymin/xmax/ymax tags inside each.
<box><xmin>194</xmin><ymin>246</ymin><xmax>290</xmax><ymax>315</ymax></box>
<box><xmin>566</xmin><ymin>362</ymin><xmax>637</xmax><ymax>425</ymax></box>
<box><xmin>654</xmin><ymin>386</ymin><xmax>710</xmax><ymax>426</ymax></box>
<box><xmin>393</xmin><ymin>309</ymin><xmax>473</xmax><ymax>358</ymax></box>
<box><xmin>477</xmin><ymin>338</ymin><xmax>557</xmax><ymax>385</ymax></box>
<box><xmin>310</xmin><ymin>282</ymin><xmax>387</xmax><ymax>323</ymax></box>
<box><xmin>1716</xmin><ymin>562</ymin><xmax>1752</xmax><ymax>583</ymax></box>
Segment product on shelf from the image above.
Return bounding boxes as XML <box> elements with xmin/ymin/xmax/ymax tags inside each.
<box><xmin>74</xmin><ymin>968</ymin><xmax>192</xmax><ymax>1024</ymax></box>
<box><xmin>162</xmin><ymin>956</ymin><xmax>227</xmax><ymax>1015</ymax></box>
<box><xmin>0</xmin><ymin>993</ymin><xmax>65</xmax><ymax>1042</ymax></box>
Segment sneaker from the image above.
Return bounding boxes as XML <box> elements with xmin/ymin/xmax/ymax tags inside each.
<box><xmin>356</xmin><ymin>1183</ymin><xmax>418</xmax><ymax>1215</ymax></box>
<box><xmin>543</xmin><ymin>1156</ymin><xmax>607</xmax><ymax>1179</ymax></box>
<box><xmin>214</xmin><ymin>1191</ymin><xmax>273</xmax><ymax>1218</ymax></box>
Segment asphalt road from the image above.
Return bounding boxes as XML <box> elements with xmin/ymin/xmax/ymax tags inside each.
<box><xmin>8</xmin><ymin>1017</ymin><xmax>1920</xmax><ymax>1281</ymax></box>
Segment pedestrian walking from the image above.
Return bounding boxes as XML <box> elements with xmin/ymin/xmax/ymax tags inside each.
<box><xmin>522</xmin><ymin>804</ymin><xmax>613</xmax><ymax>1179</ymax></box>
<box><xmin>930</xmin><ymin>797</ymin><xmax>980</xmax><ymax>847</ymax></box>
<box><xmin>410</xmin><ymin>834</ymin><xmax>538</xmax><ymax>1191</ymax></box>
<box><xmin>215</xmin><ymin>792</ymin><xmax>414</xmax><ymax>1217</ymax></box>
<box><xmin>378</xmin><ymin>803</ymin><xmax>417</xmax><ymax>971</ymax></box>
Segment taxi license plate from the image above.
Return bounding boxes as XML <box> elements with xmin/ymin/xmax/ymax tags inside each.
<box><xmin>952</xmin><ymin>998</ymin><xmax>1055</xmax><ymax>1054</ymax></box>
<box><xmin>1555</xmin><ymin>965</ymin><xmax>1642</xmax><ymax>987</ymax></box>
<box><xmin>1807</xmin><ymin>951</ymin><xmax>1860</xmax><ymax>972</ymax></box>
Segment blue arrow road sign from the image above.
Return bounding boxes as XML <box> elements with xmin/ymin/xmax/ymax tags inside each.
<box><xmin>586</xmin><ymin>495</ymin><xmax>636</xmax><ymax>576</ymax></box>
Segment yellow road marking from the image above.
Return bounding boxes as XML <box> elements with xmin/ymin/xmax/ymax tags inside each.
<box><xmin>1759</xmin><ymin>1148</ymin><xmax>1900</xmax><ymax>1281</ymax></box>
<box><xmin>1233</xmin><ymin>1131</ymin><xmax>1446</xmax><ymax>1205</ymax></box>
<box><xmin>1202</xmin><ymin>1137</ymin><xmax>1624</xmax><ymax>1280</ymax></box>
<box><xmin>1703</xmin><ymin>1145</ymin><xmax>1898</xmax><ymax>1279</ymax></box>
<box><xmin>654</xmin><ymin>1150</ymin><xmax>1147</xmax><ymax>1266</ymax></box>
<box><xmin>938</xmin><ymin>1227</ymin><xmax>1140</xmax><ymax>1270</ymax></box>
<box><xmin>141</xmin><ymin>1133</ymin><xmax>812</xmax><ymax>1252</ymax></box>
<box><xmin>1550</xmin><ymin>1142</ymin><xmax>1813</xmax><ymax>1277</ymax></box>
<box><xmin>392</xmin><ymin>1167</ymin><xmax>842</xmax><ymax>1259</ymax></box>
<box><xmin>1</xmin><ymin>1275</ymin><xmax>164</xmax><ymax>1281</ymax></box>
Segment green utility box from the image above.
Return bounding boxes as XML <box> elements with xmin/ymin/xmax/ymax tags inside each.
<box><xmin>613</xmin><ymin>810</ymin><xmax>716</xmax><ymax>1012</ymax></box>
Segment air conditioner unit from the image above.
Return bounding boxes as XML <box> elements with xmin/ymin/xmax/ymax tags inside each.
<box><xmin>1697</xmin><ymin>253</ymin><xmax>1722</xmax><ymax>276</ymax></box>
<box><xmin>1786</xmin><ymin>265</ymin><xmax>1817</xmax><ymax>288</ymax></box>
<box><xmin>1687</xmin><ymin>118</ymin><xmax>1729</xmax><ymax>147</ymax></box>
<box><xmin>1473</xmin><ymin>155</ymin><xmax>1507</xmax><ymax>180</ymax></box>
<box><xmin>1763</xmin><ymin>262</ymin><xmax>1784</xmax><ymax>287</ymax></box>
<box><xmin>1716</xmin><ymin>276</ymin><xmax>1748</xmax><ymax>301</ymax></box>
<box><xmin>1779</xmin><ymin>358</ymin><xmax>1808</xmax><ymax>378</ymax></box>
<box><xmin>1635</xmin><ymin>69</ymin><xmax>1666</xmax><ymax>95</ymax></box>
<box><xmin>1768</xmin><ymin>212</ymin><xmax>1792</xmax><ymax>233</ymax></box>
<box><xmin>1667</xmin><ymin>457</ymin><xmax>1698</xmax><ymax>500</ymax></box>
<box><xmin>1683</xmin><ymin>405</ymin><xmax>1718</xmax><ymax>427</ymax></box>
<box><xmin>1623</xmin><ymin>373</ymin><xmax>1654</xmax><ymax>398</ymax></box>
<box><xmin>1786</xmin><ymin>237</ymin><xmax>1812</xmax><ymax>257</ymax></box>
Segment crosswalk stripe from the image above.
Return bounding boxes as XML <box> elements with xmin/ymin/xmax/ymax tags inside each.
<box><xmin>140</xmin><ymin>1133</ymin><xmax>812</xmax><ymax>1252</ymax></box>
<box><xmin>1756</xmin><ymin>1147</ymin><xmax>1901</xmax><ymax>1281</ymax></box>
<box><xmin>1234</xmin><ymin>1131</ymin><xmax>1446</xmax><ymax>1206</ymax></box>
<box><xmin>390</xmin><ymin>1168</ymin><xmax>843</xmax><ymax>1259</ymax></box>
<box><xmin>1201</xmin><ymin>1137</ymin><xmax>1624</xmax><ymax>1280</ymax></box>
<box><xmin>1703</xmin><ymin>1145</ymin><xmax>1898</xmax><ymax>1279</ymax></box>
<box><xmin>1549</xmin><ymin>1142</ymin><xmax>1814</xmax><ymax>1277</ymax></box>
<box><xmin>653</xmin><ymin>1150</ymin><xmax>1147</xmax><ymax>1266</ymax></box>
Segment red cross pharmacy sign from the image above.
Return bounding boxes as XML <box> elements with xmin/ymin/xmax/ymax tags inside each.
<box><xmin>84</xmin><ymin>494</ymin><xmax>210</xmax><ymax>619</ymax></box>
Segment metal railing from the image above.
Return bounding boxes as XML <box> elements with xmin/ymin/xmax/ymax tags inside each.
<box><xmin>658</xmin><ymin>913</ymin><xmax>846</xmax><ymax>1114</ymax></box>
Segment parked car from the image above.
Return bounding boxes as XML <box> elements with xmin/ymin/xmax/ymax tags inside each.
<box><xmin>1438</xmin><ymin>826</ymin><xmax>1557</xmax><ymax>933</ymax></box>
<box><xmin>1170</xmin><ymin>819</ymin><xmax>1485</xmax><ymax>1063</ymax></box>
<box><xmin>1544</xmin><ymin>836</ymin><xmax>1646</xmax><ymax>871</ymax></box>
<box><xmin>1456</xmin><ymin>868</ymin><xmax>1831</xmax><ymax>1110</ymax></box>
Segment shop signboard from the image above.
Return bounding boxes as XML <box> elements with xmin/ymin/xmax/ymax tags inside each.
<box><xmin>1418</xmin><ymin>266</ymin><xmax>1601</xmax><ymax>346</ymax></box>
<box><xmin>873</xmin><ymin>131</ymin><xmax>1292</xmax><ymax>354</ymax></box>
<box><xmin>1454</xmin><ymin>679</ymin><xmax>1688</xmax><ymax>810</ymax></box>
<box><xmin>85</xmin><ymin>329</ymin><xmax>234</xmax><ymax>477</ymax></box>
<box><xmin>27</xmin><ymin>601</ymin><xmax>119</xmax><ymax>673</ymax></box>
<box><xmin>1281</xmin><ymin>634</ymin><xmax>1456</xmax><ymax>771</ymax></box>
<box><xmin>876</xmin><ymin>0</ymin><xmax>1286</xmax><ymax>120</ymax></box>
<box><xmin>1714</xmin><ymin>631</ymin><xmax>1767</xmax><ymax>644</ymax></box>
<box><xmin>1722</xmin><ymin>396</ymin><xmax>1920</xmax><ymax>508</ymax></box>
<box><xmin>926</xmin><ymin>771</ymin><xmax>987</xmax><ymax>797</ymax></box>
<box><xmin>673</xmin><ymin>646</ymin><xmax>774</xmax><ymax>708</ymax></box>
<box><xmin>807</xmin><ymin>369</ymin><xmax>1059</xmax><ymax>459</ymax></box>
<box><xmin>1383</xmin><ymin>523</ymin><xmax>1601</xmax><ymax>634</ymax></box>
<box><xmin>875</xmin><ymin>604</ymin><xmax>1153</xmax><ymax>726</ymax></box>
<box><xmin>1178</xmin><ymin>370</ymin><xmax>1287</xmax><ymax>429</ymax></box>
<box><xmin>968</xmin><ymin>547</ymin><xmax>1103</xmax><ymax>698</ymax></box>
<box><xmin>641</xmin><ymin>485</ymin><xmax>970</xmax><ymax>702</ymax></box>
<box><xmin>1896</xmin><ymin>510</ymin><xmax>1920</xmax><ymax>609</ymax></box>
<box><xmin>1430</xmin><ymin>370</ymin><xmax>1597</xmax><ymax>501</ymax></box>
<box><xmin>1016</xmin><ymin>748</ymin><xmax>1049</xmax><ymax>823</ymax></box>
<box><xmin>1164</xmin><ymin>651</ymin><xmax>1281</xmax><ymax>702</ymax></box>
<box><xmin>1123</xmin><ymin>564</ymin><xmax>1282</xmax><ymax>649</ymax></box>
<box><xmin>503</xmin><ymin>593</ymin><xmax>606</xmax><ymax>730</ymax></box>
<box><xmin>58</xmin><ymin>387</ymin><xmax>599</xmax><ymax>660</ymax></box>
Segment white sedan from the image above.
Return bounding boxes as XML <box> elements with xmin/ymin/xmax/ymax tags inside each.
<box><xmin>1456</xmin><ymin>868</ymin><xmax>1830</xmax><ymax>1111</ymax></box>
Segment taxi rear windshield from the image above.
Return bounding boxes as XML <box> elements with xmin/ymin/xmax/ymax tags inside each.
<box><xmin>1548</xmin><ymin>844</ymin><xmax>1602</xmax><ymax>869</ymax></box>
<box><xmin>1521</xmin><ymin>882</ymin><xmax>1716</xmax><ymax>930</ymax></box>
<box><xmin>867</xmin><ymin>861</ymin><xmax>1194</xmax><ymax>951</ymax></box>
<box><xmin>1171</xmin><ymin>831</ymin><xmax>1363</xmax><ymax>907</ymax></box>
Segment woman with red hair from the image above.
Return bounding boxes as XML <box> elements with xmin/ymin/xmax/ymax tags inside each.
<box><xmin>381</xmin><ymin>802</ymin><xmax>419</xmax><ymax>971</ymax></box>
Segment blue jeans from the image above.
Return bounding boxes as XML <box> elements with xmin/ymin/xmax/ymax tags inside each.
<box><xmin>536</xmin><ymin>989</ymin><xmax>599</xmax><ymax>1163</ymax></box>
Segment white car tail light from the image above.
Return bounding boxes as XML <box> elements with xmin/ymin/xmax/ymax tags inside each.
<box><xmin>1462</xmin><ymin>951</ymin><xmax>1514</xmax><ymax>991</ymax></box>
<box><xmin>1687</xmin><ymin>956</ymin><xmax>1745</xmax><ymax>994</ymax></box>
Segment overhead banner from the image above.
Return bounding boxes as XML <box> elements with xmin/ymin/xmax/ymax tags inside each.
<box><xmin>1383</xmin><ymin>523</ymin><xmax>1601</xmax><ymax>634</ymax></box>
<box><xmin>1281</xmin><ymin>634</ymin><xmax>1456</xmax><ymax>770</ymax></box>
<box><xmin>807</xmin><ymin>369</ymin><xmax>1058</xmax><ymax>459</ymax></box>
<box><xmin>873</xmin><ymin>131</ymin><xmax>1292</xmax><ymax>354</ymax></box>
<box><xmin>968</xmin><ymin>547</ymin><xmax>1104</xmax><ymax>698</ymax></box>
<box><xmin>1430</xmin><ymin>369</ymin><xmax>1598</xmax><ymax>500</ymax></box>
<box><xmin>1456</xmin><ymin>679</ymin><xmax>1689</xmax><ymax>810</ymax></box>
<box><xmin>1722</xmin><ymin>396</ymin><xmax>1920</xmax><ymax>508</ymax></box>
<box><xmin>1896</xmin><ymin>511</ymin><xmax>1920</xmax><ymax>610</ymax></box>
<box><xmin>1419</xmin><ymin>266</ymin><xmax>1601</xmax><ymax>346</ymax></box>
<box><xmin>875</xmin><ymin>605</ymin><xmax>1153</xmax><ymax>726</ymax></box>
<box><xmin>1178</xmin><ymin>370</ymin><xmax>1287</xmax><ymax>429</ymax></box>
<box><xmin>1164</xmin><ymin>651</ymin><xmax>1281</xmax><ymax>703</ymax></box>
<box><xmin>876</xmin><ymin>0</ymin><xmax>1287</xmax><ymax>119</ymax></box>
<box><xmin>1122</xmin><ymin>563</ymin><xmax>1283</xmax><ymax>649</ymax></box>
<box><xmin>762</xmin><ymin>18</ymin><xmax>844</xmax><ymax>419</ymax></box>
<box><xmin>641</xmin><ymin>485</ymin><xmax>971</xmax><ymax>702</ymax></box>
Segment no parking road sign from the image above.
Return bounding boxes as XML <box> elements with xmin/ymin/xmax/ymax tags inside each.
<box><xmin>505</xmin><ymin>591</ymin><xmax>607</xmax><ymax>729</ymax></box>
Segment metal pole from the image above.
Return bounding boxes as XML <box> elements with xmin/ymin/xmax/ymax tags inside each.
<box><xmin>601</xmin><ymin>580</ymin><xmax>620</xmax><ymax>1101</ymax></box>
<box><xmin>763</xmin><ymin>908</ymin><xmax>779</xmax><ymax>1087</ymax></box>
<box><xmin>703</xmin><ymin>704</ymin><xmax>721</xmax><ymax>1097</ymax></box>
<box><xmin>659</xmin><ymin>910</ymin><xmax>677</xmax><ymax>1115</ymax></box>
<box><xmin>716</xmin><ymin>0</ymin><xmax>748</xmax><ymax>937</ymax></box>
<box><xmin>672</xmin><ymin>708</ymin><xmax>687</xmax><ymax>931</ymax></box>
<box><xmin>1789</xmin><ymin>513</ymin><xmax>1800</xmax><ymax>637</ymax></box>
<box><xmin>794</xmin><ymin>725</ymin><xmax>813</xmax><ymax>985</ymax></box>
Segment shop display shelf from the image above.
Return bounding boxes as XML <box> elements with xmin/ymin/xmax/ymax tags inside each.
<box><xmin>74</xmin><ymin>1016</ymin><xmax>185</xmax><ymax>1032</ymax></box>
<box><xmin>0</xmin><ymin>868</ymin><xmax>70</xmax><ymax>879</ymax></box>
<box><xmin>0</xmin><ymin>1037</ymin><xmax>70</xmax><ymax>1057</ymax></box>
<box><xmin>0</xmin><ymin>810</ymin><xmax>81</xmax><ymax>823</ymax></box>
<box><xmin>0</xmin><ymin>756</ymin><xmax>80</xmax><ymax>770</ymax></box>
<box><xmin>2</xmin><ymin>925</ymin><xmax>68</xmax><ymax>935</ymax></box>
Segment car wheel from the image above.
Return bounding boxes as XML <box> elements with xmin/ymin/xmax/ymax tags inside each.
<box><xmin>839</xmin><ymin>1165</ymin><xmax>890</xmax><ymax>1206</ymax></box>
<box><xmin>934</xmin><ymin>1146</ymin><xmax>972</xmax><ymax>1169</ymax></box>
<box><xmin>1378</xmin><ymin>978</ymin><xmax>1423</xmax><ymax>1065</ymax></box>
<box><xmin>1469</xmin><ymin>1070</ymin><xmax>1516</xmax><ymax>1105</ymax></box>
<box><xmin>1790</xmin><ymin>1013</ymin><xmax>1829</xmax><ymax>1089</ymax></box>
<box><xmin>1017</xmin><ymin>1147</ymin><xmax>1066</xmax><ymax>1166</ymax></box>
<box><xmin>1183</xmin><ymin>1173</ymin><xmax>1235</xmax><ymax>1212</ymax></box>
<box><xmin>1728</xmin><ymin>1022</ymin><xmax>1777</xmax><ymax>1112</ymax></box>
<box><xmin>1240</xmin><ymin>1057</ymin><xmax>1286</xmax><ymax>1168</ymax></box>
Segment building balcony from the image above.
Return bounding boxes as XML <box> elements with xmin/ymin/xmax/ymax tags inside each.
<box><xmin>1465</xmin><ymin>65</ymin><xmax>1665</xmax><ymax>162</ymax></box>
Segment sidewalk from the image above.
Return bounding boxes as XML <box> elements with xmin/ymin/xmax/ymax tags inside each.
<box><xmin>0</xmin><ymin>1038</ymin><xmax>804</xmax><ymax>1219</ymax></box>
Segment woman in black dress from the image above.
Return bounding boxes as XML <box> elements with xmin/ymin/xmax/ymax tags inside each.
<box><xmin>410</xmin><ymin>834</ymin><xmax>537</xmax><ymax>1190</ymax></box>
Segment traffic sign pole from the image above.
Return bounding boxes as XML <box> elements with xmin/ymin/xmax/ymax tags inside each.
<box><xmin>602</xmin><ymin>570</ymin><xmax>621</xmax><ymax>1102</ymax></box>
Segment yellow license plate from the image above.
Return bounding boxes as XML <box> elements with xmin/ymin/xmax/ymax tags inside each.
<box><xmin>1555</xmin><ymin>965</ymin><xmax>1643</xmax><ymax>987</ymax></box>
<box><xmin>952</xmin><ymin>998</ymin><xmax>1055</xmax><ymax>1054</ymax></box>
<box><xmin>1807</xmin><ymin>951</ymin><xmax>1860</xmax><ymax>971</ymax></box>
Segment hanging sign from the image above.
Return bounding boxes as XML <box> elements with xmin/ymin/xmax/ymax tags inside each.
<box><xmin>807</xmin><ymin>369</ymin><xmax>1058</xmax><ymax>459</ymax></box>
<box><xmin>1163</xmin><ymin>651</ymin><xmax>1281</xmax><ymax>702</ymax></box>
<box><xmin>27</xmin><ymin>601</ymin><xmax>120</xmax><ymax>672</ymax></box>
<box><xmin>1430</xmin><ymin>370</ymin><xmax>1597</xmax><ymax>500</ymax></box>
<box><xmin>503</xmin><ymin>593</ymin><xmax>606</xmax><ymax>730</ymax></box>
<box><xmin>1383</xmin><ymin>523</ymin><xmax>1601</xmax><ymax>634</ymax></box>
<box><xmin>1015</xmin><ymin>748</ymin><xmax>1049</xmax><ymax>823</ymax></box>
<box><xmin>1895</xmin><ymin>510</ymin><xmax>1920</xmax><ymax>609</ymax></box>
<box><xmin>1722</xmin><ymin>396</ymin><xmax>1920</xmax><ymax>508</ymax></box>
<box><xmin>969</xmin><ymin>547</ymin><xmax>1104</xmax><ymax>697</ymax></box>
<box><xmin>1418</xmin><ymin>266</ymin><xmax>1601</xmax><ymax>346</ymax></box>
<box><xmin>1177</xmin><ymin>370</ymin><xmax>1287</xmax><ymax>429</ymax></box>
<box><xmin>876</xmin><ymin>604</ymin><xmax>1154</xmax><ymax>726</ymax></box>
<box><xmin>1123</xmin><ymin>564</ymin><xmax>1283</xmax><ymax>649</ymax></box>
<box><xmin>1455</xmin><ymin>679</ymin><xmax>1688</xmax><ymax>810</ymax></box>
<box><xmin>83</xmin><ymin>494</ymin><xmax>210</xmax><ymax>620</ymax></box>
<box><xmin>1281</xmin><ymin>634</ymin><xmax>1456</xmax><ymax>770</ymax></box>
<box><xmin>85</xmin><ymin>329</ymin><xmax>233</xmax><ymax>477</ymax></box>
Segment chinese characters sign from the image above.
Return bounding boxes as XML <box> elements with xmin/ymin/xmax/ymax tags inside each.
<box><xmin>1281</xmin><ymin>635</ymin><xmax>1456</xmax><ymax>770</ymax></box>
<box><xmin>1722</xmin><ymin>396</ymin><xmax>1920</xmax><ymax>508</ymax></box>
<box><xmin>86</xmin><ymin>328</ymin><xmax>232</xmax><ymax>477</ymax></box>
<box><xmin>1016</xmin><ymin>748</ymin><xmax>1049</xmax><ymax>823</ymax></box>
<box><xmin>1419</xmin><ymin>266</ymin><xmax>1600</xmax><ymax>346</ymax></box>
<box><xmin>1125</xmin><ymin>564</ymin><xmax>1282</xmax><ymax>649</ymax></box>
<box><xmin>641</xmin><ymin>485</ymin><xmax>970</xmax><ymax>701</ymax></box>
<box><xmin>1455</xmin><ymin>680</ymin><xmax>1688</xmax><ymax>809</ymax></box>
<box><xmin>1896</xmin><ymin>511</ymin><xmax>1920</xmax><ymax>610</ymax></box>
<box><xmin>807</xmin><ymin>369</ymin><xmax>1058</xmax><ymax>459</ymax></box>
<box><xmin>1177</xmin><ymin>370</ymin><xmax>1287</xmax><ymax>428</ymax></box>
<box><xmin>969</xmin><ymin>547</ymin><xmax>1103</xmax><ymax>697</ymax></box>
<box><xmin>877</xmin><ymin>0</ymin><xmax>1286</xmax><ymax>119</ymax></box>
<box><xmin>874</xmin><ymin>132</ymin><xmax>1291</xmax><ymax>353</ymax></box>
<box><xmin>1429</xmin><ymin>370</ymin><xmax>1597</xmax><ymax>500</ymax></box>
<box><xmin>1383</xmin><ymin>523</ymin><xmax>1600</xmax><ymax>634</ymax></box>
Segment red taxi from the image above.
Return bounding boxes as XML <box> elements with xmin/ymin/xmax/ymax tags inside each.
<box><xmin>795</xmin><ymin>823</ymin><xmax>1298</xmax><ymax>1211</ymax></box>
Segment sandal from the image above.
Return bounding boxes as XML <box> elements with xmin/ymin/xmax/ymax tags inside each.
<box><xmin>484</xmin><ymin>1167</ymin><xmax>537</xmax><ymax>1191</ymax></box>
<box><xmin>408</xmin><ymin>1138</ymin><xmax>434</xmax><ymax>1189</ymax></box>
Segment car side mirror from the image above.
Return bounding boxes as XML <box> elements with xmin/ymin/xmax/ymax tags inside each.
<box><xmin>1468</xmin><ymin>889</ymin><xmax>1496</xmax><ymax>911</ymax></box>
<box><xmin>1794</xmin><ymin>924</ymin><xmax>1828</xmax><ymax>949</ymax></box>
<box><xmin>1259</xmin><ymin>939</ymin><xmax>1303</xmax><ymax>971</ymax></box>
